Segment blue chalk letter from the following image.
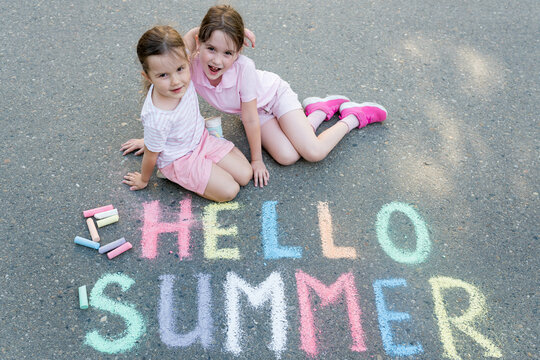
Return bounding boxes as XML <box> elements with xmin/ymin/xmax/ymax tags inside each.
<box><xmin>373</xmin><ymin>278</ymin><xmax>423</xmax><ymax>357</ymax></box>
<box><xmin>262</xmin><ymin>201</ymin><xmax>302</xmax><ymax>259</ymax></box>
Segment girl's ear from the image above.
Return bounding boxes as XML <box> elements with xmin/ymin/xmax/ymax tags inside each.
<box><xmin>141</xmin><ymin>71</ymin><xmax>151</xmax><ymax>83</ymax></box>
<box><xmin>195</xmin><ymin>34</ymin><xmax>200</xmax><ymax>52</ymax></box>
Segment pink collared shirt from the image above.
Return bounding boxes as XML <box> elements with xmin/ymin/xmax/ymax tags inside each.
<box><xmin>191</xmin><ymin>54</ymin><xmax>281</xmax><ymax>114</ymax></box>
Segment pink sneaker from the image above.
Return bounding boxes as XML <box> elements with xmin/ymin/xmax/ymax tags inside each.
<box><xmin>302</xmin><ymin>95</ymin><xmax>350</xmax><ymax>121</ymax></box>
<box><xmin>339</xmin><ymin>102</ymin><xmax>387</xmax><ymax>128</ymax></box>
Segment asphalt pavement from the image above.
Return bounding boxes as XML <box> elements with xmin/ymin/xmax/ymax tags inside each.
<box><xmin>0</xmin><ymin>0</ymin><xmax>538</xmax><ymax>359</ymax></box>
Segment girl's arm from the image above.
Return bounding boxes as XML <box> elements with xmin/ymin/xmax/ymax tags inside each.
<box><xmin>183</xmin><ymin>27</ymin><xmax>256</xmax><ymax>56</ymax></box>
<box><xmin>241</xmin><ymin>99</ymin><xmax>269</xmax><ymax>187</ymax></box>
<box><xmin>183</xmin><ymin>27</ymin><xmax>199</xmax><ymax>56</ymax></box>
<box><xmin>123</xmin><ymin>146</ymin><xmax>159</xmax><ymax>190</ymax></box>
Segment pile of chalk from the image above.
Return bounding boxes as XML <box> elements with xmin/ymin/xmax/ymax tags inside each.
<box><xmin>74</xmin><ymin>204</ymin><xmax>132</xmax><ymax>260</ymax></box>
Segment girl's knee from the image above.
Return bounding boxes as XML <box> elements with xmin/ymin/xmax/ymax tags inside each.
<box><xmin>215</xmin><ymin>182</ymin><xmax>240</xmax><ymax>202</ymax></box>
<box><xmin>238</xmin><ymin>165</ymin><xmax>253</xmax><ymax>186</ymax></box>
<box><xmin>300</xmin><ymin>147</ymin><xmax>325</xmax><ymax>163</ymax></box>
<box><xmin>274</xmin><ymin>151</ymin><xmax>301</xmax><ymax>166</ymax></box>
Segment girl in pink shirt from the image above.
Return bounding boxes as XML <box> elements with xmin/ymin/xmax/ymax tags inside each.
<box><xmin>121</xmin><ymin>26</ymin><xmax>252</xmax><ymax>202</ymax></box>
<box><xmin>184</xmin><ymin>5</ymin><xmax>387</xmax><ymax>187</ymax></box>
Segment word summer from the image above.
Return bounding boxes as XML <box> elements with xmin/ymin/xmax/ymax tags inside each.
<box><xmin>83</xmin><ymin>200</ymin><xmax>503</xmax><ymax>359</ymax></box>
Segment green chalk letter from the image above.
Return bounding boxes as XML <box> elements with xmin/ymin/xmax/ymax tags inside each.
<box><xmin>85</xmin><ymin>273</ymin><xmax>146</xmax><ymax>354</ymax></box>
<box><xmin>376</xmin><ymin>202</ymin><xmax>431</xmax><ymax>264</ymax></box>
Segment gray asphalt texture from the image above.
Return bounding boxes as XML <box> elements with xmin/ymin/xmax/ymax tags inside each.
<box><xmin>1</xmin><ymin>0</ymin><xmax>538</xmax><ymax>359</ymax></box>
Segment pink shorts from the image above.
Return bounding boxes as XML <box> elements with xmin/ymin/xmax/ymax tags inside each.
<box><xmin>159</xmin><ymin>129</ymin><xmax>235</xmax><ymax>195</ymax></box>
<box><xmin>258</xmin><ymin>79</ymin><xmax>302</xmax><ymax>126</ymax></box>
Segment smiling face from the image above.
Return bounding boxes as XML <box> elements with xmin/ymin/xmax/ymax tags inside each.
<box><xmin>197</xmin><ymin>30</ymin><xmax>240</xmax><ymax>86</ymax></box>
<box><xmin>142</xmin><ymin>50</ymin><xmax>191</xmax><ymax>110</ymax></box>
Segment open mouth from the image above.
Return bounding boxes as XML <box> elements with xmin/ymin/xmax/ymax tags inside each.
<box><xmin>208</xmin><ymin>65</ymin><xmax>221</xmax><ymax>75</ymax></box>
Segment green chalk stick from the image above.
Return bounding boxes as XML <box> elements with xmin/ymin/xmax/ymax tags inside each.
<box><xmin>79</xmin><ymin>285</ymin><xmax>89</xmax><ymax>309</ymax></box>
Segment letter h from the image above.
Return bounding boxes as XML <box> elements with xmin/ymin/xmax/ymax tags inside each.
<box><xmin>141</xmin><ymin>199</ymin><xmax>194</xmax><ymax>259</ymax></box>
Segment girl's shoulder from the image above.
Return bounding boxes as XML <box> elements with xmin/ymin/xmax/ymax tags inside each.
<box><xmin>234</xmin><ymin>55</ymin><xmax>257</xmax><ymax>75</ymax></box>
<box><xmin>236</xmin><ymin>54</ymin><xmax>255</xmax><ymax>68</ymax></box>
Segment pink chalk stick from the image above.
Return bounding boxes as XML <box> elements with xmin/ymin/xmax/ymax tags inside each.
<box><xmin>107</xmin><ymin>242</ymin><xmax>132</xmax><ymax>259</ymax></box>
<box><xmin>83</xmin><ymin>205</ymin><xmax>114</xmax><ymax>218</ymax></box>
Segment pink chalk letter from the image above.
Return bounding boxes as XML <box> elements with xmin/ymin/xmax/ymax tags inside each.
<box><xmin>295</xmin><ymin>270</ymin><xmax>366</xmax><ymax>357</ymax></box>
<box><xmin>141</xmin><ymin>199</ymin><xmax>194</xmax><ymax>259</ymax></box>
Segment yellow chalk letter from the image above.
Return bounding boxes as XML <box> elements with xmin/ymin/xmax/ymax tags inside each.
<box><xmin>203</xmin><ymin>202</ymin><xmax>240</xmax><ymax>260</ymax></box>
<box><xmin>429</xmin><ymin>276</ymin><xmax>502</xmax><ymax>359</ymax></box>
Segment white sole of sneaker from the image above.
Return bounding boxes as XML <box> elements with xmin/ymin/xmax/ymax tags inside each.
<box><xmin>302</xmin><ymin>95</ymin><xmax>350</xmax><ymax>108</ymax></box>
<box><xmin>340</xmin><ymin>101</ymin><xmax>387</xmax><ymax>114</ymax></box>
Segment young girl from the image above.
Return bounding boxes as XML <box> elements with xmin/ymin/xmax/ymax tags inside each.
<box><xmin>121</xmin><ymin>25</ymin><xmax>252</xmax><ymax>202</ymax></box>
<box><xmin>183</xmin><ymin>5</ymin><xmax>387</xmax><ymax>187</ymax></box>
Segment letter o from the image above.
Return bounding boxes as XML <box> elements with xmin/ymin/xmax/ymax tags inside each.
<box><xmin>376</xmin><ymin>202</ymin><xmax>431</xmax><ymax>264</ymax></box>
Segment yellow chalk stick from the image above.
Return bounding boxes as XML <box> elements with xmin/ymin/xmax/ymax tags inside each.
<box><xmin>96</xmin><ymin>214</ymin><xmax>119</xmax><ymax>228</ymax></box>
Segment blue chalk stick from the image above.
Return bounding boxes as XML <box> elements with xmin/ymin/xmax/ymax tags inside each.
<box><xmin>98</xmin><ymin>237</ymin><xmax>126</xmax><ymax>254</ymax></box>
<box><xmin>74</xmin><ymin>236</ymin><xmax>100</xmax><ymax>250</ymax></box>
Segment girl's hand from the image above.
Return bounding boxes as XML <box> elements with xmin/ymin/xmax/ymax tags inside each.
<box><xmin>120</xmin><ymin>138</ymin><xmax>144</xmax><ymax>156</ymax></box>
<box><xmin>244</xmin><ymin>28</ymin><xmax>256</xmax><ymax>48</ymax></box>
<box><xmin>123</xmin><ymin>172</ymin><xmax>148</xmax><ymax>191</ymax></box>
<box><xmin>251</xmin><ymin>160</ymin><xmax>269</xmax><ymax>187</ymax></box>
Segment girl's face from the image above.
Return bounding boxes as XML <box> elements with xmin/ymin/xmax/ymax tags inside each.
<box><xmin>197</xmin><ymin>30</ymin><xmax>240</xmax><ymax>86</ymax></box>
<box><xmin>143</xmin><ymin>51</ymin><xmax>191</xmax><ymax>108</ymax></box>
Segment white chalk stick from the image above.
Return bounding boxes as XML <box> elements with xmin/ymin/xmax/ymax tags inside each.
<box><xmin>94</xmin><ymin>208</ymin><xmax>118</xmax><ymax>220</ymax></box>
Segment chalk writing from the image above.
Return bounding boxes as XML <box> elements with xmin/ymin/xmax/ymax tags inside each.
<box><xmin>296</xmin><ymin>270</ymin><xmax>366</xmax><ymax>357</ymax></box>
<box><xmin>85</xmin><ymin>273</ymin><xmax>146</xmax><ymax>354</ymax></box>
<box><xmin>203</xmin><ymin>202</ymin><xmax>240</xmax><ymax>259</ymax></box>
<box><xmin>80</xmin><ymin>199</ymin><xmax>502</xmax><ymax>359</ymax></box>
<box><xmin>141</xmin><ymin>198</ymin><xmax>194</xmax><ymax>259</ymax></box>
<box><xmin>429</xmin><ymin>276</ymin><xmax>503</xmax><ymax>359</ymax></box>
<box><xmin>318</xmin><ymin>201</ymin><xmax>357</xmax><ymax>259</ymax></box>
<box><xmin>262</xmin><ymin>201</ymin><xmax>302</xmax><ymax>259</ymax></box>
<box><xmin>158</xmin><ymin>274</ymin><xmax>213</xmax><ymax>348</ymax></box>
<box><xmin>376</xmin><ymin>202</ymin><xmax>431</xmax><ymax>264</ymax></box>
<box><xmin>225</xmin><ymin>272</ymin><xmax>287</xmax><ymax>356</ymax></box>
<box><xmin>373</xmin><ymin>278</ymin><xmax>423</xmax><ymax>356</ymax></box>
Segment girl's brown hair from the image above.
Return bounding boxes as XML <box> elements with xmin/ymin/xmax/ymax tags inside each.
<box><xmin>137</xmin><ymin>26</ymin><xmax>188</xmax><ymax>92</ymax></box>
<box><xmin>198</xmin><ymin>5</ymin><xmax>245</xmax><ymax>52</ymax></box>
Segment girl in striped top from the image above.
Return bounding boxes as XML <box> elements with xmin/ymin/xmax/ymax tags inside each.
<box><xmin>121</xmin><ymin>26</ymin><xmax>252</xmax><ymax>202</ymax></box>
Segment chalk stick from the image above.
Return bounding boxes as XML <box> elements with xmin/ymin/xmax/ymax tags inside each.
<box><xmin>74</xmin><ymin>236</ymin><xmax>100</xmax><ymax>250</ymax></box>
<box><xmin>78</xmin><ymin>285</ymin><xmax>89</xmax><ymax>309</ymax></box>
<box><xmin>96</xmin><ymin>214</ymin><xmax>119</xmax><ymax>228</ymax></box>
<box><xmin>98</xmin><ymin>237</ymin><xmax>126</xmax><ymax>254</ymax></box>
<box><xmin>83</xmin><ymin>204</ymin><xmax>114</xmax><ymax>218</ymax></box>
<box><xmin>94</xmin><ymin>208</ymin><xmax>118</xmax><ymax>220</ymax></box>
<box><xmin>86</xmin><ymin>218</ymin><xmax>100</xmax><ymax>242</ymax></box>
<box><xmin>107</xmin><ymin>242</ymin><xmax>132</xmax><ymax>259</ymax></box>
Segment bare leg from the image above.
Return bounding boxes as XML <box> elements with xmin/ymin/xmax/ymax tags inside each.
<box><xmin>277</xmin><ymin>109</ymin><xmax>349</xmax><ymax>162</ymax></box>
<box><xmin>203</xmin><ymin>164</ymin><xmax>241</xmax><ymax>202</ymax></box>
<box><xmin>215</xmin><ymin>147</ymin><xmax>253</xmax><ymax>186</ymax></box>
<box><xmin>260</xmin><ymin>117</ymin><xmax>301</xmax><ymax>165</ymax></box>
